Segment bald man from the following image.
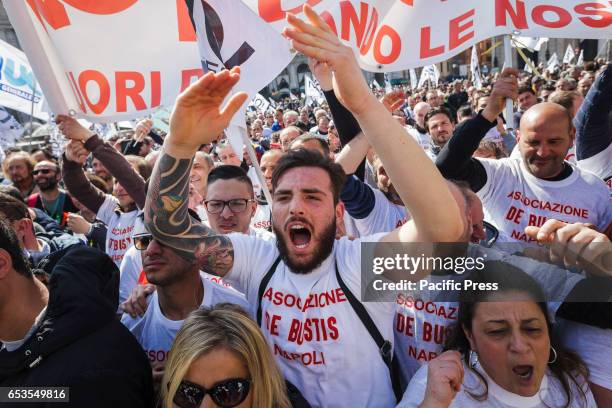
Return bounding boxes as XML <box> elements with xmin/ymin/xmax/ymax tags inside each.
<box><xmin>436</xmin><ymin>69</ymin><xmax>612</xmax><ymax>244</ymax></box>
<box><xmin>407</xmin><ymin>102</ymin><xmax>432</xmax><ymax>152</ymax></box>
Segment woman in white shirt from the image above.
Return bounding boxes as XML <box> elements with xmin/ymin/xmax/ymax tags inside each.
<box><xmin>398</xmin><ymin>261</ymin><xmax>596</xmax><ymax>408</ymax></box>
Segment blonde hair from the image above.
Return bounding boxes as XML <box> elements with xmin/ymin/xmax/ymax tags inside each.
<box><xmin>162</xmin><ymin>304</ymin><xmax>290</xmax><ymax>408</ymax></box>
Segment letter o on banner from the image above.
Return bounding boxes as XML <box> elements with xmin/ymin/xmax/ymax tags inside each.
<box><xmin>532</xmin><ymin>5</ymin><xmax>572</xmax><ymax>28</ymax></box>
<box><xmin>373</xmin><ymin>25</ymin><xmax>401</xmax><ymax>64</ymax></box>
<box><xmin>78</xmin><ymin>70</ymin><xmax>111</xmax><ymax>114</ymax></box>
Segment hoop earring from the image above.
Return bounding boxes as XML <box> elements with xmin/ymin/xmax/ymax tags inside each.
<box><xmin>469</xmin><ymin>349</ymin><xmax>479</xmax><ymax>368</ymax></box>
<box><xmin>548</xmin><ymin>346</ymin><xmax>558</xmax><ymax>364</ymax></box>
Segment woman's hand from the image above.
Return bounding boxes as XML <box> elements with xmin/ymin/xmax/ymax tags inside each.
<box><xmin>420</xmin><ymin>351</ymin><xmax>464</xmax><ymax>408</ymax></box>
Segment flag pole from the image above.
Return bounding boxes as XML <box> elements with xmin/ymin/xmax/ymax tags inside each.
<box><xmin>503</xmin><ymin>35</ymin><xmax>515</xmax><ymax>130</ymax></box>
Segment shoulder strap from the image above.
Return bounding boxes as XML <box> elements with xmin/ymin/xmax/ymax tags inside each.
<box><xmin>334</xmin><ymin>260</ymin><xmax>392</xmax><ymax>369</ymax></box>
<box><xmin>256</xmin><ymin>256</ymin><xmax>282</xmax><ymax>326</ymax></box>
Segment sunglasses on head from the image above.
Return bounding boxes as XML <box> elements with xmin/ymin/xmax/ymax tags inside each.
<box><xmin>32</xmin><ymin>169</ymin><xmax>54</xmax><ymax>175</ymax></box>
<box><xmin>173</xmin><ymin>378</ymin><xmax>251</xmax><ymax>408</ymax></box>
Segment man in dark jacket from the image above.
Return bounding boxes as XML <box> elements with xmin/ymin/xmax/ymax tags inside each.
<box><xmin>0</xmin><ymin>219</ymin><xmax>152</xmax><ymax>407</ymax></box>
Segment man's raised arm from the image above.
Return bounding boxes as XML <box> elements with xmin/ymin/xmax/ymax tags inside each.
<box><xmin>284</xmin><ymin>6</ymin><xmax>463</xmax><ymax>242</ymax></box>
<box><xmin>145</xmin><ymin>68</ymin><xmax>247</xmax><ymax>276</ymax></box>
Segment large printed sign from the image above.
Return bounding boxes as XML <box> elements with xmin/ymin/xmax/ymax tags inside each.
<box><xmin>4</xmin><ymin>0</ymin><xmax>611</xmax><ymax>122</ymax></box>
<box><xmin>0</xmin><ymin>39</ymin><xmax>47</xmax><ymax>119</ymax></box>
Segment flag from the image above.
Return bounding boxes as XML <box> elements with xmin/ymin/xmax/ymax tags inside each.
<box><xmin>563</xmin><ymin>44</ymin><xmax>575</xmax><ymax>64</ymax></box>
<box><xmin>371</xmin><ymin>80</ymin><xmax>382</xmax><ymax>90</ymax></box>
<box><xmin>546</xmin><ymin>53</ymin><xmax>560</xmax><ymax>73</ymax></box>
<box><xmin>470</xmin><ymin>46</ymin><xmax>483</xmax><ymax>90</ymax></box>
<box><xmin>305</xmin><ymin>75</ymin><xmax>325</xmax><ymax>106</ymax></box>
<box><xmin>577</xmin><ymin>49</ymin><xmax>584</xmax><ymax>66</ymax></box>
<box><xmin>0</xmin><ymin>107</ymin><xmax>23</xmax><ymax>149</ymax></box>
<box><xmin>512</xmin><ymin>36</ymin><xmax>549</xmax><ymax>52</ymax></box>
<box><xmin>189</xmin><ymin>0</ymin><xmax>293</xmax><ymax>206</ymax></box>
<box><xmin>248</xmin><ymin>93</ymin><xmax>270</xmax><ymax>113</ymax></box>
<box><xmin>524</xmin><ymin>59</ymin><xmax>533</xmax><ymax>74</ymax></box>
<box><xmin>409</xmin><ymin>69</ymin><xmax>418</xmax><ymax>90</ymax></box>
<box><xmin>418</xmin><ymin>65</ymin><xmax>439</xmax><ymax>88</ymax></box>
<box><xmin>384</xmin><ymin>73</ymin><xmax>392</xmax><ymax>93</ymax></box>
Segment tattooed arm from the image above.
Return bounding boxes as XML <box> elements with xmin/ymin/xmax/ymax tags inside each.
<box><xmin>144</xmin><ymin>68</ymin><xmax>247</xmax><ymax>276</ymax></box>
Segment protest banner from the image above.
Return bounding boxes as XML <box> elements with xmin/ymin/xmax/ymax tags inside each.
<box><xmin>0</xmin><ymin>39</ymin><xmax>48</xmax><ymax>120</ymax></box>
<box><xmin>5</xmin><ymin>0</ymin><xmax>610</xmax><ymax>122</ymax></box>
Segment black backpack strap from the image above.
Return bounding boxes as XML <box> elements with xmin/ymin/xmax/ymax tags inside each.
<box><xmin>257</xmin><ymin>256</ymin><xmax>282</xmax><ymax>326</ymax></box>
<box><xmin>335</xmin><ymin>260</ymin><xmax>403</xmax><ymax>401</ymax></box>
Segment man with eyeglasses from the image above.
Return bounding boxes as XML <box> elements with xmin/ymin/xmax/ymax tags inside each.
<box><xmin>27</xmin><ymin>161</ymin><xmax>79</xmax><ymax>228</ymax></box>
<box><xmin>122</xmin><ymin>222</ymin><xmax>250</xmax><ymax>400</ymax></box>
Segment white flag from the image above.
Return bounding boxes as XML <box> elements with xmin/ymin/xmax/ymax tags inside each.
<box><xmin>577</xmin><ymin>50</ymin><xmax>584</xmax><ymax>66</ymax></box>
<box><xmin>0</xmin><ymin>107</ymin><xmax>23</xmax><ymax>149</ymax></box>
<box><xmin>432</xmin><ymin>65</ymin><xmax>440</xmax><ymax>86</ymax></box>
<box><xmin>384</xmin><ymin>73</ymin><xmax>393</xmax><ymax>93</ymax></box>
<box><xmin>563</xmin><ymin>44</ymin><xmax>576</xmax><ymax>64</ymax></box>
<box><xmin>409</xmin><ymin>69</ymin><xmax>418</xmax><ymax>90</ymax></box>
<box><xmin>470</xmin><ymin>46</ymin><xmax>483</xmax><ymax>90</ymax></box>
<box><xmin>512</xmin><ymin>36</ymin><xmax>549</xmax><ymax>52</ymax></box>
<box><xmin>189</xmin><ymin>0</ymin><xmax>292</xmax><ymax>205</ymax></box>
<box><xmin>305</xmin><ymin>75</ymin><xmax>325</xmax><ymax>105</ymax></box>
<box><xmin>546</xmin><ymin>53</ymin><xmax>560</xmax><ymax>73</ymax></box>
<box><xmin>524</xmin><ymin>59</ymin><xmax>533</xmax><ymax>74</ymax></box>
<box><xmin>418</xmin><ymin>65</ymin><xmax>438</xmax><ymax>88</ymax></box>
<box><xmin>248</xmin><ymin>93</ymin><xmax>270</xmax><ymax>113</ymax></box>
<box><xmin>371</xmin><ymin>80</ymin><xmax>382</xmax><ymax>90</ymax></box>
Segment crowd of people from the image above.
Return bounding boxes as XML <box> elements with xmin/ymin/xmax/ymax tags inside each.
<box><xmin>0</xmin><ymin>5</ymin><xmax>611</xmax><ymax>407</ymax></box>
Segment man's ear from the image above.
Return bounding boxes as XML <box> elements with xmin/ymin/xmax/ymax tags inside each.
<box><xmin>250</xmin><ymin>199</ymin><xmax>258</xmax><ymax>218</ymax></box>
<box><xmin>335</xmin><ymin>201</ymin><xmax>345</xmax><ymax>223</ymax></box>
<box><xmin>0</xmin><ymin>249</ymin><xmax>13</xmax><ymax>279</ymax></box>
<box><xmin>515</xmin><ymin>129</ymin><xmax>521</xmax><ymax>143</ymax></box>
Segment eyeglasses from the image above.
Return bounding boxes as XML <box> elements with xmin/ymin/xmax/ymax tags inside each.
<box><xmin>204</xmin><ymin>199</ymin><xmax>254</xmax><ymax>214</ymax></box>
<box><xmin>173</xmin><ymin>378</ymin><xmax>251</xmax><ymax>408</ymax></box>
<box><xmin>32</xmin><ymin>169</ymin><xmax>54</xmax><ymax>175</ymax></box>
<box><xmin>133</xmin><ymin>233</ymin><xmax>153</xmax><ymax>250</ymax></box>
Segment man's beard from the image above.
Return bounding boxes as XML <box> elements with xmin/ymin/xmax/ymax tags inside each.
<box><xmin>36</xmin><ymin>178</ymin><xmax>57</xmax><ymax>191</ymax></box>
<box><xmin>274</xmin><ymin>219</ymin><xmax>336</xmax><ymax>274</ymax></box>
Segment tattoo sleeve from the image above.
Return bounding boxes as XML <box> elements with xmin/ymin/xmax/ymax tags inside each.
<box><xmin>145</xmin><ymin>150</ymin><xmax>234</xmax><ymax>276</ymax></box>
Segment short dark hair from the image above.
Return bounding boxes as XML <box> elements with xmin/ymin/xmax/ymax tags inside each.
<box><xmin>0</xmin><ymin>186</ymin><xmax>25</xmax><ymax>202</ymax></box>
<box><xmin>272</xmin><ymin>149</ymin><xmax>346</xmax><ymax>205</ymax></box>
<box><xmin>290</xmin><ymin>133</ymin><xmax>330</xmax><ymax>156</ymax></box>
<box><xmin>207</xmin><ymin>165</ymin><xmax>254</xmax><ymax>198</ymax></box>
<box><xmin>425</xmin><ymin>107</ymin><xmax>454</xmax><ymax>130</ymax></box>
<box><xmin>0</xmin><ymin>192</ymin><xmax>30</xmax><ymax>221</ymax></box>
<box><xmin>0</xmin><ymin>219</ymin><xmax>31</xmax><ymax>277</ymax></box>
<box><xmin>457</xmin><ymin>105</ymin><xmax>475</xmax><ymax>120</ymax></box>
<box><xmin>548</xmin><ymin>90</ymin><xmax>582</xmax><ymax>111</ymax></box>
<box><xmin>518</xmin><ymin>85</ymin><xmax>535</xmax><ymax>95</ymax></box>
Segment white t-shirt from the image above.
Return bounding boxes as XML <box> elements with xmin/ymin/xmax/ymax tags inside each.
<box><xmin>393</xmin><ymin>244</ymin><xmax>582</xmax><ymax>384</ymax></box>
<box><xmin>556</xmin><ymin>319</ymin><xmax>612</xmax><ymax>389</ymax></box>
<box><xmin>247</xmin><ymin>166</ymin><xmax>262</xmax><ymax>197</ymax></box>
<box><xmin>407</xmin><ymin>127</ymin><xmax>432</xmax><ymax>153</ymax></box>
<box><xmin>353</xmin><ymin>187</ymin><xmax>408</xmax><ymax>236</ymax></box>
<box><xmin>477</xmin><ymin>158</ymin><xmax>612</xmax><ymax>243</ymax></box>
<box><xmin>577</xmin><ymin>142</ymin><xmax>612</xmax><ymax>196</ymax></box>
<box><xmin>96</xmin><ymin>196</ymin><xmax>141</xmax><ymax>266</ymax></box>
<box><xmin>398</xmin><ymin>362</ymin><xmax>596</xmax><ymax>407</ymax></box>
<box><xmin>226</xmin><ymin>233</ymin><xmax>395</xmax><ymax>408</ymax></box>
<box><xmin>119</xmin><ymin>245</ymin><xmax>142</xmax><ymax>307</ymax></box>
<box><xmin>121</xmin><ymin>275</ymin><xmax>251</xmax><ymax>364</ymax></box>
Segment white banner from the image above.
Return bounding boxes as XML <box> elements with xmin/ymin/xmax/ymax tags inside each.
<box><xmin>577</xmin><ymin>49</ymin><xmax>585</xmax><ymax>66</ymax></box>
<box><xmin>5</xmin><ymin>1</ymin><xmax>611</xmax><ymax>122</ymax></box>
<box><xmin>563</xmin><ymin>44</ymin><xmax>576</xmax><ymax>64</ymax></box>
<box><xmin>409</xmin><ymin>69</ymin><xmax>418</xmax><ymax>90</ymax></box>
<box><xmin>243</xmin><ymin>0</ymin><xmax>610</xmax><ymax>71</ymax></box>
<box><xmin>547</xmin><ymin>52</ymin><xmax>560</xmax><ymax>72</ymax></box>
<box><xmin>0</xmin><ymin>39</ymin><xmax>47</xmax><ymax>120</ymax></box>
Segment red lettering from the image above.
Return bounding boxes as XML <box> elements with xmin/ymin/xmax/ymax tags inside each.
<box><xmin>328</xmin><ymin>316</ymin><xmax>339</xmax><ymax>340</ymax></box>
<box><xmin>78</xmin><ymin>70</ymin><xmax>111</xmax><ymax>114</ymax></box>
<box><xmin>27</xmin><ymin>0</ymin><xmax>137</xmax><ymax>30</ymax></box>
<box><xmin>449</xmin><ymin>9</ymin><xmax>475</xmax><ymax>50</ymax></box>
<box><xmin>115</xmin><ymin>71</ymin><xmax>146</xmax><ymax>112</ymax></box>
<box><xmin>340</xmin><ymin>1</ymin><xmax>369</xmax><ymax>47</ymax></box>
<box><xmin>270</xmin><ymin>314</ymin><xmax>281</xmax><ymax>336</ymax></box>
<box><xmin>359</xmin><ymin>7</ymin><xmax>379</xmax><ymax>56</ymax></box>
<box><xmin>66</xmin><ymin>72</ymin><xmax>86</xmax><ymax>113</ymax></box>
<box><xmin>320</xmin><ymin>11</ymin><xmax>338</xmax><ymax>35</ymax></box>
<box><xmin>575</xmin><ymin>3</ymin><xmax>612</xmax><ymax>28</ymax></box>
<box><xmin>420</xmin><ymin>26</ymin><xmax>445</xmax><ymax>58</ymax></box>
<box><xmin>495</xmin><ymin>0</ymin><xmax>528</xmax><ymax>28</ymax></box>
<box><xmin>505</xmin><ymin>206</ymin><xmax>523</xmax><ymax>224</ymax></box>
<box><xmin>176</xmin><ymin>0</ymin><xmax>197</xmax><ymax>41</ymax></box>
<box><xmin>257</xmin><ymin>0</ymin><xmax>322</xmax><ymax>23</ymax></box>
<box><xmin>181</xmin><ymin>69</ymin><xmax>204</xmax><ymax>92</ymax></box>
<box><xmin>532</xmin><ymin>5</ymin><xmax>572</xmax><ymax>28</ymax></box>
<box><xmin>373</xmin><ymin>25</ymin><xmax>401</xmax><ymax>64</ymax></box>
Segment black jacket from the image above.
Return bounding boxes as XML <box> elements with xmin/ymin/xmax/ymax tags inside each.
<box><xmin>0</xmin><ymin>247</ymin><xmax>153</xmax><ymax>407</ymax></box>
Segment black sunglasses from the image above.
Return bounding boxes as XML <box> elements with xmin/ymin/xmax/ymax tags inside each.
<box><xmin>32</xmin><ymin>169</ymin><xmax>54</xmax><ymax>175</ymax></box>
<box><xmin>133</xmin><ymin>233</ymin><xmax>153</xmax><ymax>250</ymax></box>
<box><xmin>173</xmin><ymin>378</ymin><xmax>250</xmax><ymax>408</ymax></box>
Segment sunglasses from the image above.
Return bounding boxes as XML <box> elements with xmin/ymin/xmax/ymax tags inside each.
<box><xmin>32</xmin><ymin>169</ymin><xmax>54</xmax><ymax>175</ymax></box>
<box><xmin>173</xmin><ymin>378</ymin><xmax>250</xmax><ymax>408</ymax></box>
<box><xmin>133</xmin><ymin>233</ymin><xmax>153</xmax><ymax>250</ymax></box>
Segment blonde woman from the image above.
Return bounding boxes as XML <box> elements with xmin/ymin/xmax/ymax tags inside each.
<box><xmin>162</xmin><ymin>304</ymin><xmax>290</xmax><ymax>408</ymax></box>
